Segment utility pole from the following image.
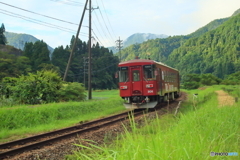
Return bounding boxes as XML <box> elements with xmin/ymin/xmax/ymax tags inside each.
<box><xmin>116</xmin><ymin>37</ymin><xmax>123</xmax><ymax>61</ymax></box>
<box><xmin>88</xmin><ymin>0</ymin><xmax>92</xmax><ymax>100</ymax></box>
<box><xmin>88</xmin><ymin>0</ymin><xmax>98</xmax><ymax>100</ymax></box>
<box><xmin>63</xmin><ymin>0</ymin><xmax>88</xmax><ymax>81</ymax></box>
<box><xmin>83</xmin><ymin>57</ymin><xmax>89</xmax><ymax>88</ymax></box>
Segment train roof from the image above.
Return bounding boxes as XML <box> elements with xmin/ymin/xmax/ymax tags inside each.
<box><xmin>119</xmin><ymin>59</ymin><xmax>178</xmax><ymax>71</ymax></box>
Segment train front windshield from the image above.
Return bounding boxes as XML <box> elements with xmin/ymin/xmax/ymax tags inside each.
<box><xmin>119</xmin><ymin>67</ymin><xmax>129</xmax><ymax>82</ymax></box>
<box><xmin>143</xmin><ymin>65</ymin><xmax>156</xmax><ymax>80</ymax></box>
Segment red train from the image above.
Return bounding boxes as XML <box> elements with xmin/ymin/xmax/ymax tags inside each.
<box><xmin>118</xmin><ymin>58</ymin><xmax>180</xmax><ymax>109</ymax></box>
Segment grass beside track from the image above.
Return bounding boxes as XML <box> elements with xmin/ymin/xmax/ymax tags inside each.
<box><xmin>71</xmin><ymin>85</ymin><xmax>240</xmax><ymax>160</ymax></box>
<box><xmin>0</xmin><ymin>90</ymin><xmax>125</xmax><ymax>143</ymax></box>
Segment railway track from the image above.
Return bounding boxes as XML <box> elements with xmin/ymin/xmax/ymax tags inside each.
<box><xmin>0</xmin><ymin>109</ymin><xmax>145</xmax><ymax>159</ymax></box>
<box><xmin>0</xmin><ymin>98</ymin><xmax>180</xmax><ymax>160</ymax></box>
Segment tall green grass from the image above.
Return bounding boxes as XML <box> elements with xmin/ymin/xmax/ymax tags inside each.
<box><xmin>0</xmin><ymin>90</ymin><xmax>125</xmax><ymax>142</ymax></box>
<box><xmin>72</xmin><ymin>86</ymin><xmax>240</xmax><ymax>160</ymax></box>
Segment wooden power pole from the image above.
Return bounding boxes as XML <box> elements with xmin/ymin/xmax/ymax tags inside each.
<box><xmin>63</xmin><ymin>0</ymin><xmax>89</xmax><ymax>81</ymax></box>
<box><xmin>116</xmin><ymin>37</ymin><xmax>123</xmax><ymax>61</ymax></box>
<box><xmin>88</xmin><ymin>0</ymin><xmax>92</xmax><ymax>100</ymax></box>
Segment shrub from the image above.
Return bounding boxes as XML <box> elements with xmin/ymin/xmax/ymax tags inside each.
<box><xmin>183</xmin><ymin>81</ymin><xmax>200</xmax><ymax>89</ymax></box>
<box><xmin>59</xmin><ymin>82</ymin><xmax>86</xmax><ymax>101</ymax></box>
<box><xmin>1</xmin><ymin>70</ymin><xmax>62</xmax><ymax>104</ymax></box>
<box><xmin>221</xmin><ymin>71</ymin><xmax>240</xmax><ymax>85</ymax></box>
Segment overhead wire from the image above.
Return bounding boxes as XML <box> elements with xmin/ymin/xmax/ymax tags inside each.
<box><xmin>49</xmin><ymin>0</ymin><xmax>84</xmax><ymax>6</ymax></box>
<box><xmin>92</xmin><ymin>29</ymin><xmax>104</xmax><ymax>46</ymax></box>
<box><xmin>60</xmin><ymin>61</ymin><xmax>118</xmax><ymax>76</ymax></box>
<box><xmin>92</xmin><ymin>11</ymin><xmax>112</xmax><ymax>46</ymax></box>
<box><xmin>0</xmin><ymin>1</ymin><xmax>117</xmax><ymax>48</ymax></box>
<box><xmin>99</xmin><ymin>0</ymin><xmax>117</xmax><ymax>39</ymax></box>
<box><xmin>0</xmin><ymin>9</ymin><xmax>89</xmax><ymax>37</ymax></box>
<box><xmin>95</xmin><ymin>0</ymin><xmax>115</xmax><ymax>43</ymax></box>
<box><xmin>92</xmin><ymin>21</ymin><xmax>112</xmax><ymax>47</ymax></box>
<box><xmin>0</xmin><ymin>1</ymin><xmax>79</xmax><ymax>25</ymax></box>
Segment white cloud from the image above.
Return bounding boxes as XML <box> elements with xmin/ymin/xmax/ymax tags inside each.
<box><xmin>182</xmin><ymin>0</ymin><xmax>240</xmax><ymax>34</ymax></box>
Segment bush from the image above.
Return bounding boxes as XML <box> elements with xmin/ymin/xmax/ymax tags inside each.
<box><xmin>1</xmin><ymin>70</ymin><xmax>62</xmax><ymax>104</ymax></box>
<box><xmin>221</xmin><ymin>71</ymin><xmax>240</xmax><ymax>85</ymax></box>
<box><xmin>59</xmin><ymin>82</ymin><xmax>86</xmax><ymax>101</ymax></box>
<box><xmin>0</xmin><ymin>70</ymin><xmax>87</xmax><ymax>105</ymax></box>
<box><xmin>18</xmin><ymin>71</ymin><xmax>62</xmax><ymax>104</ymax></box>
<box><xmin>182</xmin><ymin>73</ymin><xmax>222</xmax><ymax>89</ymax></box>
<box><xmin>183</xmin><ymin>81</ymin><xmax>200</xmax><ymax>89</ymax></box>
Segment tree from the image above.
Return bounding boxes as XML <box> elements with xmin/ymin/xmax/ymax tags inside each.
<box><xmin>0</xmin><ymin>23</ymin><xmax>7</xmax><ymax>45</ymax></box>
<box><xmin>23</xmin><ymin>40</ymin><xmax>51</xmax><ymax>72</ymax></box>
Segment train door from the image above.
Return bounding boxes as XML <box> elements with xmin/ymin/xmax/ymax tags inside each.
<box><xmin>130</xmin><ymin>66</ymin><xmax>143</xmax><ymax>95</ymax></box>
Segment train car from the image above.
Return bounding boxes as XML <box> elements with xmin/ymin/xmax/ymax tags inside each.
<box><xmin>118</xmin><ymin>58</ymin><xmax>180</xmax><ymax>109</ymax></box>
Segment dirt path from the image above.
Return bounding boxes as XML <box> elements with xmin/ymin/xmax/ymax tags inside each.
<box><xmin>215</xmin><ymin>90</ymin><xmax>235</xmax><ymax>107</ymax></box>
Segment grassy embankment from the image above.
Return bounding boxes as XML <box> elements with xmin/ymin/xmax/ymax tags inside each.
<box><xmin>0</xmin><ymin>90</ymin><xmax>125</xmax><ymax>143</ymax></box>
<box><xmin>72</xmin><ymin>85</ymin><xmax>240</xmax><ymax>160</ymax></box>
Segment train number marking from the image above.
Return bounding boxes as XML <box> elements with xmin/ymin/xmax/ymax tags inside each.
<box><xmin>148</xmin><ymin>90</ymin><xmax>153</xmax><ymax>93</ymax></box>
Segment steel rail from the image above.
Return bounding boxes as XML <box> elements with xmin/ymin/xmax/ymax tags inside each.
<box><xmin>0</xmin><ymin>110</ymin><xmax>143</xmax><ymax>159</ymax></box>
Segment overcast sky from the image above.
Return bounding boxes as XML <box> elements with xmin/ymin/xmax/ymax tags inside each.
<box><xmin>0</xmin><ymin>0</ymin><xmax>239</xmax><ymax>49</ymax></box>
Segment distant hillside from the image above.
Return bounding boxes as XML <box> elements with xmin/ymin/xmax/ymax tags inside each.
<box><xmin>232</xmin><ymin>8</ymin><xmax>240</xmax><ymax>16</ymax></box>
<box><xmin>123</xmin><ymin>33</ymin><xmax>168</xmax><ymax>47</ymax></box>
<box><xmin>0</xmin><ymin>44</ymin><xmax>22</xmax><ymax>56</ymax></box>
<box><xmin>168</xmin><ymin>13</ymin><xmax>240</xmax><ymax>79</ymax></box>
<box><xmin>109</xmin><ymin>33</ymin><xmax>168</xmax><ymax>53</ymax></box>
<box><xmin>188</xmin><ymin>8</ymin><xmax>240</xmax><ymax>38</ymax></box>
<box><xmin>115</xmin><ymin>17</ymin><xmax>229</xmax><ymax>58</ymax></box>
<box><xmin>187</xmin><ymin>18</ymin><xmax>229</xmax><ymax>38</ymax></box>
<box><xmin>4</xmin><ymin>32</ymin><xmax>54</xmax><ymax>53</ymax></box>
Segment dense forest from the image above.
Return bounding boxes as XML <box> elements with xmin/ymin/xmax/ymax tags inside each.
<box><xmin>51</xmin><ymin>36</ymin><xmax>119</xmax><ymax>89</ymax></box>
<box><xmin>168</xmin><ymin>13</ymin><xmax>240</xmax><ymax>79</ymax></box>
<box><xmin>0</xmin><ymin>25</ymin><xmax>119</xmax><ymax>90</ymax></box>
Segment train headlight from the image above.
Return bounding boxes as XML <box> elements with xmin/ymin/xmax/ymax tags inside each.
<box><xmin>120</xmin><ymin>86</ymin><xmax>128</xmax><ymax>89</ymax></box>
<box><xmin>146</xmin><ymin>84</ymin><xmax>153</xmax><ymax>88</ymax></box>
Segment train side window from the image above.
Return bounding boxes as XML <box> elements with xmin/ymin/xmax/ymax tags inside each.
<box><xmin>132</xmin><ymin>70</ymin><xmax>140</xmax><ymax>81</ymax></box>
<box><xmin>166</xmin><ymin>71</ymin><xmax>168</xmax><ymax>82</ymax></box>
<box><xmin>143</xmin><ymin>65</ymin><xmax>156</xmax><ymax>80</ymax></box>
<box><xmin>119</xmin><ymin>67</ymin><xmax>129</xmax><ymax>82</ymax></box>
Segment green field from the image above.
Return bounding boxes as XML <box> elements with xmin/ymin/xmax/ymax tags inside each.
<box><xmin>71</xmin><ymin>85</ymin><xmax>240</xmax><ymax>160</ymax></box>
<box><xmin>0</xmin><ymin>90</ymin><xmax>125</xmax><ymax>143</ymax></box>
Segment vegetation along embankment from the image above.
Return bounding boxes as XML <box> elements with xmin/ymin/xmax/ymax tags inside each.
<box><xmin>71</xmin><ymin>85</ymin><xmax>240</xmax><ymax>160</ymax></box>
<box><xmin>0</xmin><ymin>90</ymin><xmax>125</xmax><ymax>143</ymax></box>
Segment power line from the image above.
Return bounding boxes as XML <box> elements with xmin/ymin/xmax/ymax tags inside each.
<box><xmin>93</xmin><ymin>11</ymin><xmax>110</xmax><ymax>45</ymax></box>
<box><xmin>95</xmin><ymin>0</ymin><xmax>115</xmax><ymax>43</ymax></box>
<box><xmin>50</xmin><ymin>0</ymin><xmax>84</xmax><ymax>6</ymax></box>
<box><xmin>99</xmin><ymin>0</ymin><xmax>117</xmax><ymax>38</ymax></box>
<box><xmin>92</xmin><ymin>29</ymin><xmax>104</xmax><ymax>46</ymax></box>
<box><xmin>60</xmin><ymin>61</ymin><xmax>118</xmax><ymax>76</ymax></box>
<box><xmin>0</xmin><ymin>9</ymin><xmax>75</xmax><ymax>33</ymax></box>
<box><xmin>92</xmin><ymin>21</ymin><xmax>112</xmax><ymax>47</ymax></box>
<box><xmin>0</xmin><ymin>1</ymin><xmax>79</xmax><ymax>25</ymax></box>
<box><xmin>0</xmin><ymin>9</ymin><xmax>88</xmax><ymax>37</ymax></box>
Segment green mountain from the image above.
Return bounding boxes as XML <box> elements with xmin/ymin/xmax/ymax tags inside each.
<box><xmin>109</xmin><ymin>33</ymin><xmax>168</xmax><ymax>54</ymax></box>
<box><xmin>168</xmin><ymin>13</ymin><xmax>240</xmax><ymax>79</ymax></box>
<box><xmin>118</xmin><ymin>35</ymin><xmax>187</xmax><ymax>62</ymax></box>
<box><xmin>187</xmin><ymin>18</ymin><xmax>229</xmax><ymax>38</ymax></box>
<box><xmin>232</xmin><ymin>8</ymin><xmax>240</xmax><ymax>16</ymax></box>
<box><xmin>117</xmin><ymin>16</ymin><xmax>229</xmax><ymax>62</ymax></box>
<box><xmin>123</xmin><ymin>33</ymin><xmax>168</xmax><ymax>47</ymax></box>
<box><xmin>118</xmin><ymin>8</ymin><xmax>240</xmax><ymax>79</ymax></box>
<box><xmin>4</xmin><ymin>32</ymin><xmax>54</xmax><ymax>53</ymax></box>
